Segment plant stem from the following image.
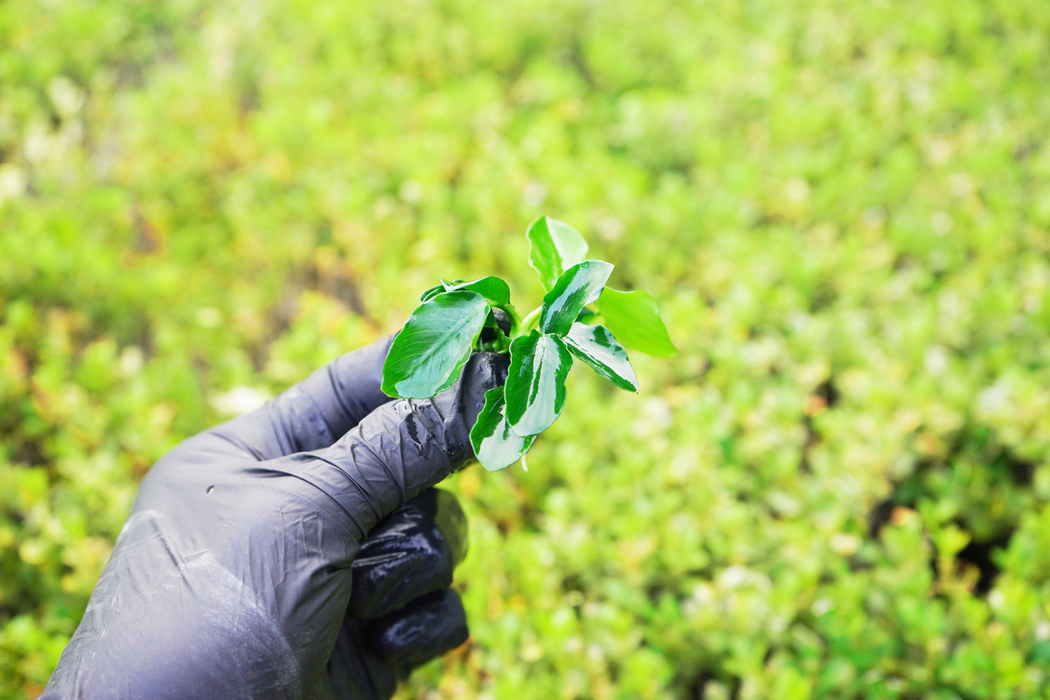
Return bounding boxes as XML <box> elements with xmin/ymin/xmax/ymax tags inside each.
<box><xmin>517</xmin><ymin>306</ymin><xmax>543</xmax><ymax>335</ymax></box>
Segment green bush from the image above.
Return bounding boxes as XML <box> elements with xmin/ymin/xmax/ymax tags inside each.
<box><xmin>2</xmin><ymin>0</ymin><xmax>1050</xmax><ymax>697</ymax></box>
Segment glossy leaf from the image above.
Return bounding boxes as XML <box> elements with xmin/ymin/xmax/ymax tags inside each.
<box><xmin>440</xmin><ymin>276</ymin><xmax>511</xmax><ymax>306</ymax></box>
<box><xmin>526</xmin><ymin>216</ymin><xmax>589</xmax><ymax>291</ymax></box>
<box><xmin>505</xmin><ymin>332</ymin><xmax>574</xmax><ymax>436</ymax></box>
<box><xmin>470</xmin><ymin>386</ymin><xmax>536</xmax><ymax>471</ymax></box>
<box><xmin>563</xmin><ymin>322</ymin><xmax>639</xmax><ymax>393</ymax></box>
<box><xmin>597</xmin><ymin>288</ymin><xmax>677</xmax><ymax>357</ymax></box>
<box><xmin>381</xmin><ymin>291</ymin><xmax>490</xmax><ymax>398</ymax></box>
<box><xmin>538</xmin><ymin>260</ymin><xmax>614</xmax><ymax>336</ymax></box>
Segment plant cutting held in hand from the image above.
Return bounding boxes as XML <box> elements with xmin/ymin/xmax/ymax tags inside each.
<box><xmin>381</xmin><ymin>216</ymin><xmax>677</xmax><ymax>471</ymax></box>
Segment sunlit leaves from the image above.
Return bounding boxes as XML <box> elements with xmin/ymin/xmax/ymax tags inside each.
<box><xmin>381</xmin><ymin>218</ymin><xmax>671</xmax><ymax>472</ymax></box>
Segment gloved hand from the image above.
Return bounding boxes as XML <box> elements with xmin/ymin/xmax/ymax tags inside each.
<box><xmin>332</xmin><ymin>487</ymin><xmax>471</xmax><ymax>700</ymax></box>
<box><xmin>41</xmin><ymin>336</ymin><xmax>507</xmax><ymax>700</ymax></box>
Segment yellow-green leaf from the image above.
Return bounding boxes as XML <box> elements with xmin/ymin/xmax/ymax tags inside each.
<box><xmin>597</xmin><ymin>288</ymin><xmax>677</xmax><ymax>357</ymax></box>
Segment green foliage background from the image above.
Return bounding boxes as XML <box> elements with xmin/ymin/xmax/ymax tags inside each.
<box><xmin>3</xmin><ymin>0</ymin><xmax>1050</xmax><ymax>697</ymax></box>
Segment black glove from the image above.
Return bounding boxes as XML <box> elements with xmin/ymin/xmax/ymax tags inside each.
<box><xmin>41</xmin><ymin>336</ymin><xmax>507</xmax><ymax>700</ymax></box>
<box><xmin>332</xmin><ymin>487</ymin><xmax>471</xmax><ymax>700</ymax></box>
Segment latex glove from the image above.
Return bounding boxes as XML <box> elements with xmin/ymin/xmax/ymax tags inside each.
<box><xmin>41</xmin><ymin>336</ymin><xmax>507</xmax><ymax>700</ymax></box>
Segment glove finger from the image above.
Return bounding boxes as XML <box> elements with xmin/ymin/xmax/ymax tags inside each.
<box><xmin>349</xmin><ymin>488</ymin><xmax>468</xmax><ymax>620</ymax></box>
<box><xmin>189</xmin><ymin>334</ymin><xmax>396</xmax><ymax>462</ymax></box>
<box><xmin>286</xmin><ymin>352</ymin><xmax>507</xmax><ymax>543</ymax></box>
<box><xmin>365</xmin><ymin>589</ymin><xmax>469</xmax><ymax>674</ymax></box>
<box><xmin>327</xmin><ymin>617</ymin><xmax>397</xmax><ymax>700</ymax></box>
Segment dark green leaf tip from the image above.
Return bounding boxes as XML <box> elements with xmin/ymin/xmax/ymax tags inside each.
<box><xmin>538</xmin><ymin>260</ymin><xmax>614</xmax><ymax>336</ymax></box>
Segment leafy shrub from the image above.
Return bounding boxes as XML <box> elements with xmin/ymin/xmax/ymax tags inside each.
<box><xmin>2</xmin><ymin>0</ymin><xmax>1050</xmax><ymax>698</ymax></box>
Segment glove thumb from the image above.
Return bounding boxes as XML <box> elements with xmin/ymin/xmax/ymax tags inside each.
<box><xmin>289</xmin><ymin>352</ymin><xmax>508</xmax><ymax>542</ymax></box>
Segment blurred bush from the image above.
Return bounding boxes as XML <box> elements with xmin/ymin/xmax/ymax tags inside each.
<box><xmin>2</xmin><ymin>0</ymin><xmax>1050</xmax><ymax>697</ymax></box>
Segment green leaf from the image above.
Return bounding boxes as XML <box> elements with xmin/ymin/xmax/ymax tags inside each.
<box><xmin>478</xmin><ymin>311</ymin><xmax>512</xmax><ymax>353</ymax></box>
<box><xmin>505</xmin><ymin>332</ymin><xmax>574</xmax><ymax>436</ymax></box>
<box><xmin>597</xmin><ymin>288</ymin><xmax>677</xmax><ymax>357</ymax></box>
<box><xmin>381</xmin><ymin>291</ymin><xmax>490</xmax><ymax>398</ymax></box>
<box><xmin>563</xmin><ymin>322</ymin><xmax>639</xmax><ymax>393</ymax></box>
<box><xmin>576</xmin><ymin>307</ymin><xmax>598</xmax><ymax>323</ymax></box>
<box><xmin>470</xmin><ymin>386</ymin><xmax>536</xmax><ymax>471</ymax></box>
<box><xmin>526</xmin><ymin>216</ymin><xmax>589</xmax><ymax>291</ymax></box>
<box><xmin>440</xmin><ymin>276</ymin><xmax>511</xmax><ymax>306</ymax></box>
<box><xmin>538</xmin><ymin>260</ymin><xmax>614</xmax><ymax>336</ymax></box>
<box><xmin>420</xmin><ymin>284</ymin><xmax>445</xmax><ymax>302</ymax></box>
<box><xmin>495</xmin><ymin>303</ymin><xmax>520</xmax><ymax>335</ymax></box>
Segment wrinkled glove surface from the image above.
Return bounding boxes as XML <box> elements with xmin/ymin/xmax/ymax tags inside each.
<box><xmin>42</xmin><ymin>337</ymin><xmax>508</xmax><ymax>700</ymax></box>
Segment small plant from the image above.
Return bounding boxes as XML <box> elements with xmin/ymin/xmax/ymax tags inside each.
<box><xmin>381</xmin><ymin>217</ymin><xmax>676</xmax><ymax>471</ymax></box>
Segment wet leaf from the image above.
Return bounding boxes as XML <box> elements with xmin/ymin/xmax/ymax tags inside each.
<box><xmin>527</xmin><ymin>216</ymin><xmax>589</xmax><ymax>291</ymax></box>
<box><xmin>470</xmin><ymin>386</ymin><xmax>536</xmax><ymax>471</ymax></box>
<box><xmin>597</xmin><ymin>288</ymin><xmax>677</xmax><ymax>357</ymax></box>
<box><xmin>539</xmin><ymin>261</ymin><xmax>614</xmax><ymax>336</ymax></box>
<box><xmin>563</xmin><ymin>322</ymin><xmax>639</xmax><ymax>392</ymax></box>
<box><xmin>381</xmin><ymin>291</ymin><xmax>490</xmax><ymax>398</ymax></box>
<box><xmin>505</xmin><ymin>332</ymin><xmax>574</xmax><ymax>436</ymax></box>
